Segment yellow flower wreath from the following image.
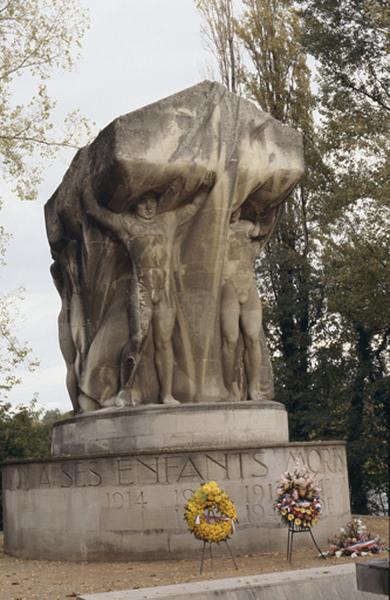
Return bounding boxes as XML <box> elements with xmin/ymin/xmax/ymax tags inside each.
<box><xmin>184</xmin><ymin>481</ymin><xmax>237</xmax><ymax>543</ymax></box>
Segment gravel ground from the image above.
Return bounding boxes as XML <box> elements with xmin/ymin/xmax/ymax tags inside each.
<box><xmin>0</xmin><ymin>516</ymin><xmax>387</xmax><ymax>600</ymax></box>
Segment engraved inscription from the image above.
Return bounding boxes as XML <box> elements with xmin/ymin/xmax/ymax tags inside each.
<box><xmin>287</xmin><ymin>447</ymin><xmax>346</xmax><ymax>475</ymax></box>
<box><xmin>4</xmin><ymin>461</ymin><xmax>105</xmax><ymax>491</ymax></box>
<box><xmin>178</xmin><ymin>457</ymin><xmax>204</xmax><ymax>481</ymax></box>
<box><xmin>205</xmin><ymin>454</ymin><xmax>230</xmax><ymax>480</ymax></box>
<box><xmin>3</xmin><ymin>443</ymin><xmax>350</xmax><ymax>547</ymax></box>
<box><xmin>136</xmin><ymin>457</ymin><xmax>160</xmax><ymax>484</ymax></box>
<box><xmin>6</xmin><ymin>464</ymin><xmax>30</xmax><ymax>490</ymax></box>
<box><xmin>117</xmin><ymin>458</ymin><xmax>135</xmax><ymax>486</ymax></box>
<box><xmin>243</xmin><ymin>484</ymin><xmax>266</xmax><ymax>523</ymax></box>
<box><xmin>58</xmin><ymin>461</ymin><xmax>103</xmax><ymax>488</ymax></box>
<box><xmin>252</xmin><ymin>453</ymin><xmax>269</xmax><ymax>477</ymax></box>
<box><xmin>104</xmin><ymin>489</ymin><xmax>148</xmax><ymax>510</ymax></box>
<box><xmin>3</xmin><ymin>443</ymin><xmax>347</xmax><ymax>525</ymax></box>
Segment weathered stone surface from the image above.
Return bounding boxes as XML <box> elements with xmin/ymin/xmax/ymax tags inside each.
<box><xmin>3</xmin><ymin>441</ymin><xmax>349</xmax><ymax>561</ymax></box>
<box><xmin>45</xmin><ymin>81</ymin><xmax>304</xmax><ymax>412</ymax></box>
<box><xmin>50</xmin><ymin>401</ymin><xmax>288</xmax><ymax>457</ymax></box>
<box><xmin>76</xmin><ymin>565</ymin><xmax>380</xmax><ymax>600</ymax></box>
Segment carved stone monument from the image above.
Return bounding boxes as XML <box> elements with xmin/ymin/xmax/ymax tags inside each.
<box><xmin>2</xmin><ymin>82</ymin><xmax>351</xmax><ymax>561</ymax></box>
<box><xmin>45</xmin><ymin>80</ymin><xmax>303</xmax><ymax>412</ymax></box>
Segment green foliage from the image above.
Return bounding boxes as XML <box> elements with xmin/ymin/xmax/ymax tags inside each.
<box><xmin>301</xmin><ymin>0</ymin><xmax>389</xmax><ymax>115</ymax></box>
<box><xmin>196</xmin><ymin>0</ymin><xmax>389</xmax><ymax>513</ymax></box>
<box><xmin>0</xmin><ymin>401</ymin><xmax>70</xmax><ymax>527</ymax></box>
<box><xmin>0</xmin><ymin>286</ymin><xmax>39</xmax><ymax>397</ymax></box>
<box><xmin>0</xmin><ymin>0</ymin><xmax>91</xmax><ymax>201</ymax></box>
<box><xmin>236</xmin><ymin>0</ymin><xmax>314</xmax><ymax>128</ymax></box>
<box><xmin>323</xmin><ymin>201</ymin><xmax>389</xmax><ymax>333</ymax></box>
<box><xmin>0</xmin><ymin>400</ymin><xmax>69</xmax><ymax>465</ymax></box>
<box><xmin>300</xmin><ymin>0</ymin><xmax>389</xmax><ymax>220</ymax></box>
<box><xmin>319</xmin><ymin>201</ymin><xmax>389</xmax><ymax>512</ymax></box>
<box><xmin>0</xmin><ymin>210</ymin><xmax>39</xmax><ymax>398</ymax></box>
<box><xmin>0</xmin><ymin>401</ymin><xmax>50</xmax><ymax>462</ymax></box>
<box><xmin>298</xmin><ymin>0</ymin><xmax>390</xmax><ymax>513</ymax></box>
<box><xmin>232</xmin><ymin>0</ymin><xmax>323</xmax><ymax>441</ymax></box>
<box><xmin>0</xmin><ymin>0</ymin><xmax>91</xmax><ymax>416</ymax></box>
<box><xmin>0</xmin><ymin>2</ymin><xmax>91</xmax><ymax>530</ymax></box>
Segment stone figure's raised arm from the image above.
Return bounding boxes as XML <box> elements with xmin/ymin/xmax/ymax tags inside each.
<box><xmin>82</xmin><ymin>181</ymin><xmax>126</xmax><ymax>243</ymax></box>
<box><xmin>175</xmin><ymin>169</ymin><xmax>216</xmax><ymax>225</ymax></box>
<box><xmin>254</xmin><ymin>206</ymin><xmax>281</xmax><ymax>247</ymax></box>
<box><xmin>250</xmin><ymin>222</ymin><xmax>270</xmax><ymax>252</ymax></box>
<box><xmin>175</xmin><ymin>191</ymin><xmax>204</xmax><ymax>225</ymax></box>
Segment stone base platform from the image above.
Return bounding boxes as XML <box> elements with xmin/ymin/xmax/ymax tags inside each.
<box><xmin>77</xmin><ymin>565</ymin><xmax>379</xmax><ymax>600</ymax></box>
<box><xmin>50</xmin><ymin>402</ymin><xmax>289</xmax><ymax>457</ymax></box>
<box><xmin>3</xmin><ymin>439</ymin><xmax>350</xmax><ymax>561</ymax></box>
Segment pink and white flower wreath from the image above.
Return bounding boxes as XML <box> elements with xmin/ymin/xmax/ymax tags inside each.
<box><xmin>274</xmin><ymin>464</ymin><xmax>322</xmax><ymax>528</ymax></box>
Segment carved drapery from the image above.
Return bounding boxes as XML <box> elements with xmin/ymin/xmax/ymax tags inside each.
<box><xmin>45</xmin><ymin>81</ymin><xmax>304</xmax><ymax>412</ymax></box>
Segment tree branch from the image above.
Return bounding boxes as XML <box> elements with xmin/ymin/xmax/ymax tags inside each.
<box><xmin>340</xmin><ymin>76</ymin><xmax>390</xmax><ymax>112</ymax></box>
<box><xmin>0</xmin><ymin>134</ymin><xmax>80</xmax><ymax>149</ymax></box>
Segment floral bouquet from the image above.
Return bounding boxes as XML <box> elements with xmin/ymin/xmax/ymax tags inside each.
<box><xmin>274</xmin><ymin>465</ymin><xmax>321</xmax><ymax>528</ymax></box>
<box><xmin>328</xmin><ymin>518</ymin><xmax>385</xmax><ymax>557</ymax></box>
<box><xmin>184</xmin><ymin>481</ymin><xmax>238</xmax><ymax>543</ymax></box>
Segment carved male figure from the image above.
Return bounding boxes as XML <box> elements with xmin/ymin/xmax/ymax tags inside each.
<box><xmin>83</xmin><ymin>177</ymin><xmax>212</xmax><ymax>407</ymax></box>
<box><xmin>221</xmin><ymin>207</ymin><xmax>265</xmax><ymax>401</ymax></box>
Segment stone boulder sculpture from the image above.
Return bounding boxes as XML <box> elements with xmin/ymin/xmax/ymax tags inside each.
<box><xmin>45</xmin><ymin>81</ymin><xmax>304</xmax><ymax>412</ymax></box>
<box><xmin>2</xmin><ymin>83</ymin><xmax>352</xmax><ymax>564</ymax></box>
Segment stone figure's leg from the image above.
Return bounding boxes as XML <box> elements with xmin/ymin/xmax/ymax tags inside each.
<box><xmin>78</xmin><ymin>393</ymin><xmax>100</xmax><ymax>412</ymax></box>
<box><xmin>115</xmin><ymin>297</ymin><xmax>153</xmax><ymax>407</ymax></box>
<box><xmin>221</xmin><ymin>281</ymin><xmax>240</xmax><ymax>400</ymax></box>
<box><xmin>240</xmin><ymin>285</ymin><xmax>263</xmax><ymax>401</ymax></box>
<box><xmin>58</xmin><ymin>296</ymin><xmax>80</xmax><ymax>412</ymax></box>
<box><xmin>116</xmin><ymin>335</ymin><xmax>144</xmax><ymax>407</ymax></box>
<box><xmin>153</xmin><ymin>301</ymin><xmax>179</xmax><ymax>404</ymax></box>
<box><xmin>50</xmin><ymin>263</ymin><xmax>78</xmax><ymax>410</ymax></box>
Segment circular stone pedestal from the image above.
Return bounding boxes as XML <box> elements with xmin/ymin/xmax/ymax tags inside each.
<box><xmin>2</xmin><ymin>402</ymin><xmax>351</xmax><ymax>562</ymax></box>
<box><xmin>3</xmin><ymin>440</ymin><xmax>351</xmax><ymax>561</ymax></box>
<box><xmin>51</xmin><ymin>401</ymin><xmax>289</xmax><ymax>457</ymax></box>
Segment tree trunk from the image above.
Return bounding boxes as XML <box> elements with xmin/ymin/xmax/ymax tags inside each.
<box><xmin>348</xmin><ymin>325</ymin><xmax>372</xmax><ymax>514</ymax></box>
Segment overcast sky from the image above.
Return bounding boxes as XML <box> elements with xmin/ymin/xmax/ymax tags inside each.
<box><xmin>1</xmin><ymin>0</ymin><xmax>213</xmax><ymax>413</ymax></box>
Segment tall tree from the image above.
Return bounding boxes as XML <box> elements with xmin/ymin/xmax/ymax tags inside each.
<box><xmin>313</xmin><ymin>200</ymin><xmax>390</xmax><ymax>513</ymax></box>
<box><xmin>236</xmin><ymin>0</ymin><xmax>313</xmax><ymax>127</ymax></box>
<box><xmin>195</xmin><ymin>0</ymin><xmax>242</xmax><ymax>93</ymax></box>
<box><xmin>196</xmin><ymin>1</ymin><xmax>389</xmax><ymax>513</ymax></box>
<box><xmin>299</xmin><ymin>0</ymin><xmax>390</xmax><ymax>513</ymax></box>
<box><xmin>233</xmin><ymin>0</ymin><xmax>328</xmax><ymax>438</ymax></box>
<box><xmin>301</xmin><ymin>0</ymin><xmax>389</xmax><ymax>112</ymax></box>
<box><xmin>0</xmin><ymin>221</ymin><xmax>38</xmax><ymax>400</ymax></box>
<box><xmin>0</xmin><ymin>0</ymin><xmax>90</xmax><ymax>201</ymax></box>
<box><xmin>299</xmin><ymin>0</ymin><xmax>389</xmax><ymax>218</ymax></box>
<box><xmin>1</xmin><ymin>0</ymin><xmax>90</xmax><ymax>411</ymax></box>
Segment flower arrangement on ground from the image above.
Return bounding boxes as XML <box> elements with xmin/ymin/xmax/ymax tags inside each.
<box><xmin>184</xmin><ymin>481</ymin><xmax>238</xmax><ymax>543</ymax></box>
<box><xmin>274</xmin><ymin>465</ymin><xmax>321</xmax><ymax>528</ymax></box>
<box><xmin>328</xmin><ymin>518</ymin><xmax>385</xmax><ymax>557</ymax></box>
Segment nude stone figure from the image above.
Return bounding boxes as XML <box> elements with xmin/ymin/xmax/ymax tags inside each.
<box><xmin>221</xmin><ymin>207</ymin><xmax>265</xmax><ymax>402</ymax></box>
<box><xmin>82</xmin><ymin>179</ymin><xmax>210</xmax><ymax>407</ymax></box>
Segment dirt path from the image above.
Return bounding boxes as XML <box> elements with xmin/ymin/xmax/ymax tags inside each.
<box><xmin>0</xmin><ymin>516</ymin><xmax>387</xmax><ymax>600</ymax></box>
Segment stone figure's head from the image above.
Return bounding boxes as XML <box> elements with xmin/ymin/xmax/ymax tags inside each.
<box><xmin>135</xmin><ymin>192</ymin><xmax>158</xmax><ymax>220</ymax></box>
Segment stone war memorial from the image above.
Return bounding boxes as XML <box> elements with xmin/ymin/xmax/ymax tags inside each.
<box><xmin>2</xmin><ymin>81</ymin><xmax>351</xmax><ymax>561</ymax></box>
